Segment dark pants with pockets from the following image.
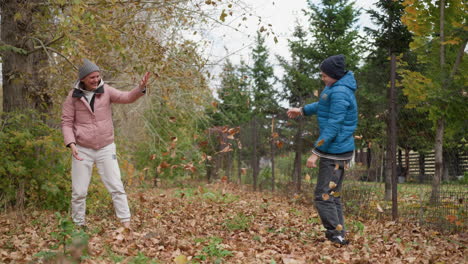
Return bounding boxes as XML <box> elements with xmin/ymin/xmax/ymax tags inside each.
<box><xmin>314</xmin><ymin>157</ymin><xmax>347</xmax><ymax>238</ymax></box>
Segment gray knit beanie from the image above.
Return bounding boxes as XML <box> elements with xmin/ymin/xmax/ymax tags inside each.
<box><xmin>319</xmin><ymin>54</ymin><xmax>346</xmax><ymax>80</ymax></box>
<box><xmin>78</xmin><ymin>58</ymin><xmax>100</xmax><ymax>80</ymax></box>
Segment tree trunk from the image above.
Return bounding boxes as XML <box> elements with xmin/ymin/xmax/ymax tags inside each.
<box><xmin>418</xmin><ymin>153</ymin><xmax>425</xmax><ymax>183</ymax></box>
<box><xmin>431</xmin><ymin>0</ymin><xmax>446</xmax><ymax>203</ymax></box>
<box><xmin>384</xmin><ymin>145</ymin><xmax>392</xmax><ymax>200</ymax></box>
<box><xmin>431</xmin><ymin>119</ymin><xmax>444</xmax><ymax>203</ymax></box>
<box><xmin>389</xmin><ymin>53</ymin><xmax>398</xmax><ymax>220</ymax></box>
<box><xmin>405</xmin><ymin>147</ymin><xmax>410</xmax><ymax>182</ymax></box>
<box><xmin>237</xmin><ymin>147</ymin><xmax>242</xmax><ymax>184</ymax></box>
<box><xmin>292</xmin><ymin>117</ymin><xmax>304</xmax><ymax>192</ymax></box>
<box><xmin>252</xmin><ymin>117</ymin><xmax>259</xmax><ymax>191</ymax></box>
<box><xmin>270</xmin><ymin>118</ymin><xmax>276</xmax><ymax>191</ymax></box>
<box><xmin>1</xmin><ymin>0</ymin><xmax>51</xmax><ymax>112</ymax></box>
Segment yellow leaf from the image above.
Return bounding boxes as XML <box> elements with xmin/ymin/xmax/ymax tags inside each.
<box><xmin>329</xmin><ymin>181</ymin><xmax>337</xmax><ymax>189</ymax></box>
<box><xmin>219</xmin><ymin>9</ymin><xmax>227</xmax><ymax>22</ymax></box>
<box><xmin>174</xmin><ymin>255</ymin><xmax>188</xmax><ymax>264</ymax></box>
<box><xmin>336</xmin><ymin>224</ymin><xmax>343</xmax><ymax>231</ymax></box>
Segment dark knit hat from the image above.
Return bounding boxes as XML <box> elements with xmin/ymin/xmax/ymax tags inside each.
<box><xmin>319</xmin><ymin>54</ymin><xmax>346</xmax><ymax>80</ymax></box>
<box><xmin>78</xmin><ymin>59</ymin><xmax>100</xmax><ymax>80</ymax></box>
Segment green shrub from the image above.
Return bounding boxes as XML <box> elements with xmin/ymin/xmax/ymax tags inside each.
<box><xmin>0</xmin><ymin>110</ymin><xmax>70</xmax><ymax>211</ymax></box>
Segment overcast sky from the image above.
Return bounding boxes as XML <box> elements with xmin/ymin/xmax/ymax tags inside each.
<box><xmin>199</xmin><ymin>0</ymin><xmax>379</xmax><ymax>89</ymax></box>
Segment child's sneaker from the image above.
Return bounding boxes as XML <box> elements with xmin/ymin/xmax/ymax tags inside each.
<box><xmin>328</xmin><ymin>235</ymin><xmax>349</xmax><ymax>245</ymax></box>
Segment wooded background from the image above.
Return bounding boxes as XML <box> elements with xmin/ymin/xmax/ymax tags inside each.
<box><xmin>1</xmin><ymin>0</ymin><xmax>466</xmax><ymax>232</ymax></box>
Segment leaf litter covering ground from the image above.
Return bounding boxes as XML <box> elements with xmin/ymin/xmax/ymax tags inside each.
<box><xmin>0</xmin><ymin>182</ymin><xmax>466</xmax><ymax>263</ymax></box>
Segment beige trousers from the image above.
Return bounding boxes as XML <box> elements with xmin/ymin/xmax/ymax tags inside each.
<box><xmin>71</xmin><ymin>143</ymin><xmax>130</xmax><ymax>225</ymax></box>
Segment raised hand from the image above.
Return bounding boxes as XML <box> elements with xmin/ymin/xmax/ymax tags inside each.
<box><xmin>287</xmin><ymin>108</ymin><xmax>303</xmax><ymax>119</ymax></box>
<box><xmin>139</xmin><ymin>72</ymin><xmax>151</xmax><ymax>90</ymax></box>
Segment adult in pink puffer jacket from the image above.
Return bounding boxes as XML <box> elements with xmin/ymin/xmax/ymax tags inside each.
<box><xmin>61</xmin><ymin>59</ymin><xmax>150</xmax><ymax>229</ymax></box>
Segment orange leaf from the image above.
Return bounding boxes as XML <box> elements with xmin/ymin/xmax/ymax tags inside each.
<box><xmin>446</xmin><ymin>215</ymin><xmax>457</xmax><ymax>223</ymax></box>
<box><xmin>219</xmin><ymin>145</ymin><xmax>232</xmax><ymax>153</ymax></box>
<box><xmin>316</xmin><ymin>139</ymin><xmax>325</xmax><ymax>147</ymax></box>
<box><xmin>221</xmin><ymin>175</ymin><xmax>228</xmax><ymax>183</ymax></box>
<box><xmin>212</xmin><ymin>101</ymin><xmax>218</xmax><ymax>108</ymax></box>
<box><xmin>228</xmin><ymin>127</ymin><xmax>240</xmax><ymax>135</ymax></box>
<box><xmin>198</xmin><ymin>140</ymin><xmax>208</xmax><ymax>147</ymax></box>
<box><xmin>322</xmin><ymin>193</ymin><xmax>330</xmax><ymax>201</ymax></box>
<box><xmin>159</xmin><ymin>161</ymin><xmax>170</xmax><ymax>169</ymax></box>
<box><xmin>276</xmin><ymin>140</ymin><xmax>283</xmax><ymax>148</ymax></box>
<box><xmin>272</xmin><ymin>132</ymin><xmax>279</xmax><ymax>139</ymax></box>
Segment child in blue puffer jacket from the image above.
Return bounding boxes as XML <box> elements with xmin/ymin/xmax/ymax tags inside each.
<box><xmin>287</xmin><ymin>54</ymin><xmax>358</xmax><ymax>245</ymax></box>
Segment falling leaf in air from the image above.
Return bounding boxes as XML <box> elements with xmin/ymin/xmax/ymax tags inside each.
<box><xmin>228</xmin><ymin>127</ymin><xmax>240</xmax><ymax>135</ymax></box>
<box><xmin>377</xmin><ymin>203</ymin><xmax>384</xmax><ymax>213</ymax></box>
<box><xmin>316</xmin><ymin>139</ymin><xmax>325</xmax><ymax>147</ymax></box>
<box><xmin>241</xmin><ymin>168</ymin><xmax>247</xmax><ymax>175</ymax></box>
<box><xmin>329</xmin><ymin>181</ymin><xmax>337</xmax><ymax>189</ymax></box>
<box><xmin>334</xmin><ymin>163</ymin><xmax>340</xmax><ymax>170</ymax></box>
<box><xmin>331</xmin><ymin>191</ymin><xmax>340</xmax><ymax>197</ymax></box>
<box><xmin>219</xmin><ymin>9</ymin><xmax>227</xmax><ymax>22</ymax></box>
<box><xmin>322</xmin><ymin>193</ymin><xmax>330</xmax><ymax>201</ymax></box>
<box><xmin>313</xmin><ymin>90</ymin><xmax>319</xmax><ymax>97</ymax></box>
<box><xmin>446</xmin><ymin>215</ymin><xmax>457</xmax><ymax>223</ymax></box>
<box><xmin>272</xmin><ymin>132</ymin><xmax>279</xmax><ymax>139</ymax></box>
<box><xmin>219</xmin><ymin>145</ymin><xmax>233</xmax><ymax>153</ymax></box>
<box><xmin>276</xmin><ymin>140</ymin><xmax>283</xmax><ymax>148</ymax></box>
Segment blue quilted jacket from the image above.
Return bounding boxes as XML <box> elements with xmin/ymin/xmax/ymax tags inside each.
<box><xmin>303</xmin><ymin>71</ymin><xmax>358</xmax><ymax>154</ymax></box>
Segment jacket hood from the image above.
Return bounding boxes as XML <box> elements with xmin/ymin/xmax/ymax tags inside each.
<box><xmin>332</xmin><ymin>71</ymin><xmax>357</xmax><ymax>92</ymax></box>
<box><xmin>74</xmin><ymin>79</ymin><xmax>104</xmax><ymax>90</ymax></box>
<box><xmin>72</xmin><ymin>79</ymin><xmax>104</xmax><ymax>98</ymax></box>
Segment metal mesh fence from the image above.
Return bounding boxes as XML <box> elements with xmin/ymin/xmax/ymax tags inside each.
<box><xmin>207</xmin><ymin>114</ymin><xmax>467</xmax><ymax>233</ymax></box>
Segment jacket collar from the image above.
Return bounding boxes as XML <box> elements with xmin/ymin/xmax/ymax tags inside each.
<box><xmin>72</xmin><ymin>79</ymin><xmax>105</xmax><ymax>98</ymax></box>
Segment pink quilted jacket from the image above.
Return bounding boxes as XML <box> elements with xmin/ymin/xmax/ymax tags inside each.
<box><xmin>61</xmin><ymin>82</ymin><xmax>145</xmax><ymax>150</ymax></box>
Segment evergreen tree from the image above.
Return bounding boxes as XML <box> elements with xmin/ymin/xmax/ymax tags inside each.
<box><xmin>251</xmin><ymin>32</ymin><xmax>278</xmax><ymax>115</ymax></box>
<box><xmin>214</xmin><ymin>59</ymin><xmax>252</xmax><ymax>126</ymax></box>
<box><xmin>363</xmin><ymin>0</ymin><xmax>412</xmax><ymax>218</ymax></box>
<box><xmin>278</xmin><ymin>24</ymin><xmax>318</xmax><ymax>191</ymax></box>
<box><xmin>305</xmin><ymin>0</ymin><xmax>362</xmax><ymax>69</ymax></box>
<box><xmin>249</xmin><ymin>31</ymin><xmax>278</xmax><ymax>191</ymax></box>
